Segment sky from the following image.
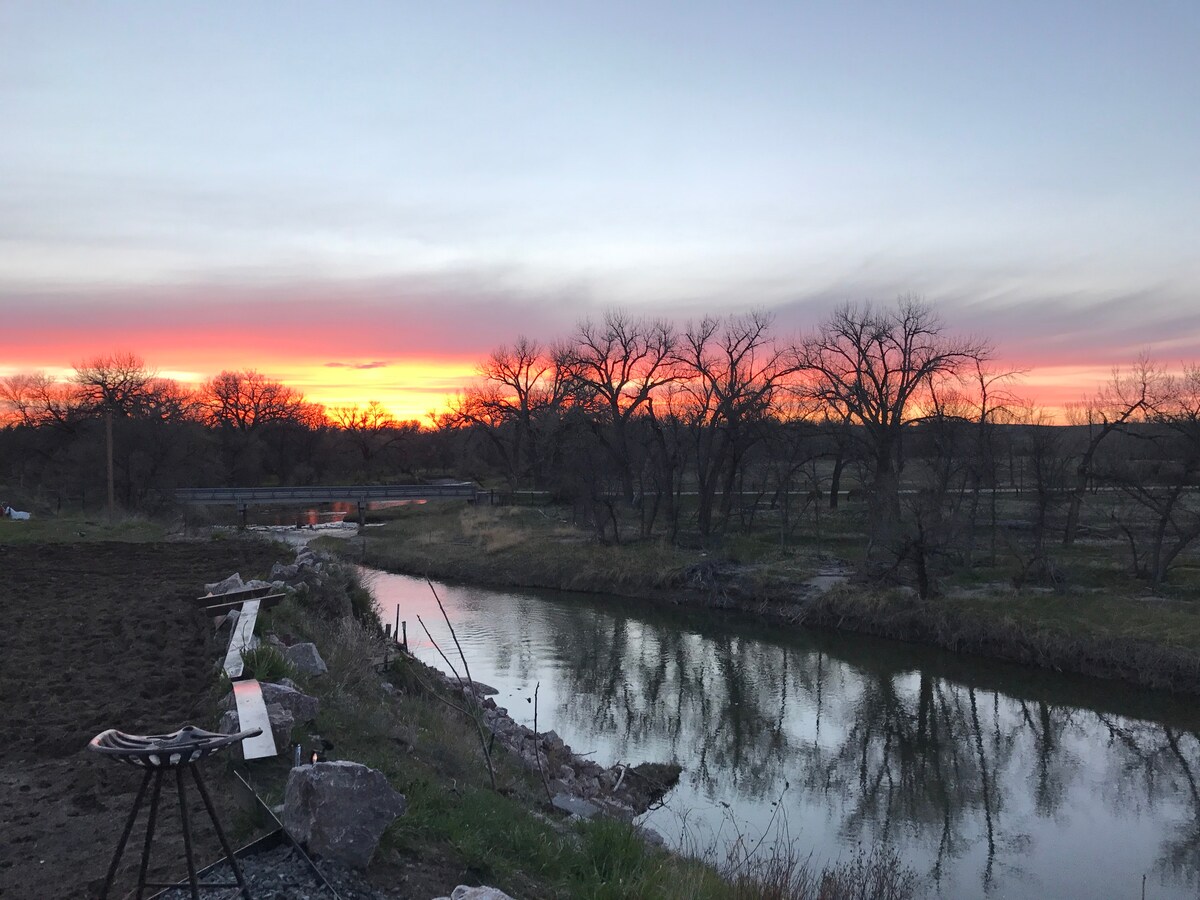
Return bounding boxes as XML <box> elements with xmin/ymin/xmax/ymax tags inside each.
<box><xmin>2</xmin><ymin>1</ymin><xmax>1198</xmax><ymax>420</ymax></box>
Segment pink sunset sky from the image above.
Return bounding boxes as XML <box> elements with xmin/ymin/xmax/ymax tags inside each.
<box><xmin>3</xmin><ymin>3</ymin><xmax>1197</xmax><ymax>420</ymax></box>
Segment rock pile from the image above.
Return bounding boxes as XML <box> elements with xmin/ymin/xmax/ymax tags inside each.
<box><xmin>429</xmin><ymin>673</ymin><xmax>681</xmax><ymax>828</ymax></box>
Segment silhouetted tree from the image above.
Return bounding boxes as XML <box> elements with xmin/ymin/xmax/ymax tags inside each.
<box><xmin>566</xmin><ymin>310</ymin><xmax>679</xmax><ymax>504</ymax></box>
<box><xmin>795</xmin><ymin>297</ymin><xmax>991</xmax><ymax>555</ymax></box>
<box><xmin>676</xmin><ymin>310</ymin><xmax>795</xmax><ymax>537</ymax></box>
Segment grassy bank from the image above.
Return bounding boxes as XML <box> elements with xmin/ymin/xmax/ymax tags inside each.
<box><xmin>262</xmin><ymin>555</ymin><xmax>916</xmax><ymax>899</ymax></box>
<box><xmin>324</xmin><ymin>502</ymin><xmax>1200</xmax><ymax>695</ymax></box>
<box><xmin>1</xmin><ymin>519</ymin><xmax>915</xmax><ymax>899</ymax></box>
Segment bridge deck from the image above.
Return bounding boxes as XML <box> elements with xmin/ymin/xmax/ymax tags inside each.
<box><xmin>175</xmin><ymin>483</ymin><xmax>476</xmax><ymax>505</ymax></box>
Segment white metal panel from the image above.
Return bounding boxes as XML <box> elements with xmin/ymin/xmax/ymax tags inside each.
<box><xmin>232</xmin><ymin>679</ymin><xmax>278</xmax><ymax>760</ymax></box>
<box><xmin>222</xmin><ymin>599</ymin><xmax>260</xmax><ymax>679</ymax></box>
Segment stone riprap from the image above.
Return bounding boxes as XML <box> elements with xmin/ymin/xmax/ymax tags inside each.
<box><xmin>423</xmin><ymin>668</ymin><xmax>680</xmax><ymax>828</ymax></box>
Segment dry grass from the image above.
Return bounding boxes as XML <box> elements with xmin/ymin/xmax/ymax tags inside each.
<box><xmin>330</xmin><ymin>498</ymin><xmax>1200</xmax><ymax>695</ymax></box>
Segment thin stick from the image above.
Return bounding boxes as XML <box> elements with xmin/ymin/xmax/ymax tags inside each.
<box><xmin>419</xmin><ymin>586</ymin><xmax>496</xmax><ymax>789</ymax></box>
<box><xmin>415</xmin><ymin>614</ymin><xmax>463</xmax><ymax>683</ymax></box>
<box><xmin>427</xmin><ymin>580</ymin><xmax>480</xmax><ymax>694</ymax></box>
<box><xmin>532</xmin><ymin>682</ymin><xmax>552</xmax><ymax>802</ymax></box>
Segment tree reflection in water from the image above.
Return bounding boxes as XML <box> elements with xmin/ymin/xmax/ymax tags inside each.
<box><xmin>386</xmin><ymin>573</ymin><xmax>1200</xmax><ymax>899</ymax></box>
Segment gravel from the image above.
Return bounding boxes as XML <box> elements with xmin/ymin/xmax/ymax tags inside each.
<box><xmin>155</xmin><ymin>842</ymin><xmax>407</xmax><ymax>900</ymax></box>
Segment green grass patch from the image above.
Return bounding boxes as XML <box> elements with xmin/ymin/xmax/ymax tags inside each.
<box><xmin>0</xmin><ymin>510</ymin><xmax>166</xmax><ymax>544</ymax></box>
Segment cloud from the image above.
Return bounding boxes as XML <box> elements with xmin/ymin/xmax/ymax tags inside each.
<box><xmin>324</xmin><ymin>361</ymin><xmax>390</xmax><ymax>370</ymax></box>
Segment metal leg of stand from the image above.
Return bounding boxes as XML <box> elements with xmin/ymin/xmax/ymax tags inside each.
<box><xmin>99</xmin><ymin>769</ymin><xmax>153</xmax><ymax>900</ymax></box>
<box><xmin>134</xmin><ymin>770</ymin><xmax>164</xmax><ymax>899</ymax></box>
<box><xmin>175</xmin><ymin>766</ymin><xmax>200</xmax><ymax>899</ymax></box>
<box><xmin>191</xmin><ymin>765</ymin><xmax>253</xmax><ymax>899</ymax></box>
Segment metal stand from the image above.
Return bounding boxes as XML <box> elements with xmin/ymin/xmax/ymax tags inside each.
<box><xmin>89</xmin><ymin>725</ymin><xmax>262</xmax><ymax>899</ymax></box>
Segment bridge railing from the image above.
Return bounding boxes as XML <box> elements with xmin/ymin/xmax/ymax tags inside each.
<box><xmin>174</xmin><ymin>483</ymin><xmax>478</xmax><ymax>505</ymax></box>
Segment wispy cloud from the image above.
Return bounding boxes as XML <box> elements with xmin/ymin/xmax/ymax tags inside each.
<box><xmin>324</xmin><ymin>360</ymin><xmax>390</xmax><ymax>370</ymax></box>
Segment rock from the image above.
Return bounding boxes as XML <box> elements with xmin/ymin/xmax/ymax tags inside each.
<box><xmin>244</xmin><ymin>579</ymin><xmax>273</xmax><ymax>591</ymax></box>
<box><xmin>216</xmin><ymin>703</ymin><xmax>291</xmax><ymax>756</ymax></box>
<box><xmin>205</xmin><ymin>573</ymin><xmax>244</xmax><ymax>595</ymax></box>
<box><xmin>261</xmin><ymin>681</ymin><xmax>320</xmax><ymax>723</ymax></box>
<box><xmin>621</xmin><ymin>762</ymin><xmax>683</xmax><ymax>813</ymax></box>
<box><xmin>283</xmin><ymin>761</ymin><xmax>406</xmax><ymax>869</ymax></box>
<box><xmin>551</xmin><ymin>794</ymin><xmax>601</xmax><ymax>819</ymax></box>
<box><xmin>271</xmin><ymin>562</ymin><xmax>300</xmax><ymax>580</ymax></box>
<box><xmin>265</xmin><ymin>702</ymin><xmax>294</xmax><ymax>750</ymax></box>
<box><xmin>635</xmin><ymin>824</ymin><xmax>666</xmax><ymax>847</ymax></box>
<box><xmin>217</xmin><ymin>709</ymin><xmax>240</xmax><ymax>737</ymax></box>
<box><xmin>466</xmin><ymin>680</ymin><xmax>499</xmax><ymax>696</ymax></box>
<box><xmin>433</xmin><ymin>887</ymin><xmax>518</xmax><ymax>900</ymax></box>
<box><xmin>284</xmin><ymin>642</ymin><xmax>328</xmax><ymax>676</ymax></box>
<box><xmin>219</xmin><ymin>681</ymin><xmax>319</xmax><ymax>724</ymax></box>
<box><xmin>594</xmin><ymin>798</ymin><xmax>636</xmax><ymax>824</ymax></box>
<box><xmin>557</xmin><ymin>765</ymin><xmax>575</xmax><ymax>782</ymax></box>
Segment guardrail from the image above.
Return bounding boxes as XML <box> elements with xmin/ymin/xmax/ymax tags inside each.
<box><xmin>175</xmin><ymin>483</ymin><xmax>477</xmax><ymax>505</ymax></box>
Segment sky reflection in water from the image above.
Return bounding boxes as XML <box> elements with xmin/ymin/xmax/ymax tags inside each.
<box><xmin>365</xmin><ymin>567</ymin><xmax>1200</xmax><ymax>899</ymax></box>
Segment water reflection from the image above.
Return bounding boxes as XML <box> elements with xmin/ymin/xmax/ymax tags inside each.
<box><xmin>366</xmin><ymin>568</ymin><xmax>1200</xmax><ymax>899</ymax></box>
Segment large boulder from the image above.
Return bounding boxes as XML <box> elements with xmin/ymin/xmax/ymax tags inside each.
<box><xmin>284</xmin><ymin>642</ymin><xmax>328</xmax><ymax>676</ymax></box>
<box><xmin>261</xmin><ymin>681</ymin><xmax>320</xmax><ymax>723</ymax></box>
<box><xmin>283</xmin><ymin>761</ymin><xmax>406</xmax><ymax>869</ymax></box>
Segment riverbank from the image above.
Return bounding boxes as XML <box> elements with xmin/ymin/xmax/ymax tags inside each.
<box><xmin>0</xmin><ymin>520</ymin><xmax>915</xmax><ymax>899</ymax></box>
<box><xmin>333</xmin><ymin>503</ymin><xmax>1200</xmax><ymax>696</ymax></box>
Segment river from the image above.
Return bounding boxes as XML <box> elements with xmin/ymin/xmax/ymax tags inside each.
<box><xmin>363</xmin><ymin>566</ymin><xmax>1200</xmax><ymax>899</ymax></box>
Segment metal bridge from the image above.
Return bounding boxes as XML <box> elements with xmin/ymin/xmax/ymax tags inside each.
<box><xmin>175</xmin><ymin>482</ymin><xmax>478</xmax><ymax>526</ymax></box>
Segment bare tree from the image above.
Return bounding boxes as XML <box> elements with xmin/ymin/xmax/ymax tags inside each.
<box><xmin>0</xmin><ymin>372</ymin><xmax>79</xmax><ymax>428</ymax></box>
<box><xmin>565</xmin><ymin>310</ymin><xmax>679</xmax><ymax>505</ymax></box>
<box><xmin>676</xmin><ymin>310</ymin><xmax>795</xmax><ymax>537</ymax></box>
<box><xmin>201</xmin><ymin>369</ymin><xmax>311</xmax><ymax>431</ymax></box>
<box><xmin>1062</xmin><ymin>354</ymin><xmax>1168</xmax><ymax>546</ymax></box>
<box><xmin>330</xmin><ymin>401</ymin><xmax>407</xmax><ymax>477</ymax></box>
<box><xmin>1102</xmin><ymin>364</ymin><xmax>1200</xmax><ymax>585</ymax></box>
<box><xmin>73</xmin><ymin>352</ymin><xmax>157</xmax><ymax>417</ymax></box>
<box><xmin>73</xmin><ymin>352</ymin><xmax>158</xmax><ymax>514</ymax></box>
<box><xmin>794</xmin><ymin>297</ymin><xmax>991</xmax><ymax>553</ymax></box>
<box><xmin>449</xmin><ymin>337</ymin><xmax>573</xmax><ymax>488</ymax></box>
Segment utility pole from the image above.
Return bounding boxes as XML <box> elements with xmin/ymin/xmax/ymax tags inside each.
<box><xmin>106</xmin><ymin>410</ymin><xmax>115</xmax><ymax>518</ymax></box>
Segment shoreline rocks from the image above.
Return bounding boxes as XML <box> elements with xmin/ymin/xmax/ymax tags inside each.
<box><xmin>420</xmin><ymin>667</ymin><xmax>681</xmax><ymax>825</ymax></box>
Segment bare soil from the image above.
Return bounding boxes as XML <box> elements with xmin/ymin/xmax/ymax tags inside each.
<box><xmin>0</xmin><ymin>540</ymin><xmax>283</xmax><ymax>900</ymax></box>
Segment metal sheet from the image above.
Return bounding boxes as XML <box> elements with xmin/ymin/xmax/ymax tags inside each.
<box><xmin>222</xmin><ymin>599</ymin><xmax>260</xmax><ymax>679</ymax></box>
<box><xmin>232</xmin><ymin>679</ymin><xmax>278</xmax><ymax>760</ymax></box>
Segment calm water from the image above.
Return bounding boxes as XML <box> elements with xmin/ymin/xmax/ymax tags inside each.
<box><xmin>365</xmin><ymin>567</ymin><xmax>1200</xmax><ymax>899</ymax></box>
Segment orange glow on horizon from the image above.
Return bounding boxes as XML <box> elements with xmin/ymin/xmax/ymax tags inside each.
<box><xmin>285</xmin><ymin>359</ymin><xmax>479</xmax><ymax>423</ymax></box>
<box><xmin>1</xmin><ymin>351</ymin><xmax>1133</xmax><ymax>426</ymax></box>
<box><xmin>0</xmin><ymin>352</ymin><xmax>479</xmax><ymax>426</ymax></box>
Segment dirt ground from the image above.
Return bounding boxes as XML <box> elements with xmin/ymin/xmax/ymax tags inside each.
<box><xmin>0</xmin><ymin>539</ymin><xmax>284</xmax><ymax>900</ymax></box>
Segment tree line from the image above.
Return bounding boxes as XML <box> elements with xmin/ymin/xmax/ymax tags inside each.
<box><xmin>3</xmin><ymin>298</ymin><xmax>1198</xmax><ymax>589</ymax></box>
